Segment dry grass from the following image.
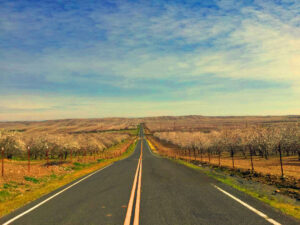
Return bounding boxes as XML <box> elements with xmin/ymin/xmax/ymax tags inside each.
<box><xmin>0</xmin><ymin>118</ymin><xmax>140</xmax><ymax>134</ymax></box>
<box><xmin>184</xmin><ymin>155</ymin><xmax>300</xmax><ymax>179</ymax></box>
<box><xmin>2</xmin><ymin>115</ymin><xmax>300</xmax><ymax>134</ymax></box>
<box><xmin>144</xmin><ymin>115</ymin><xmax>300</xmax><ymax>132</ymax></box>
<box><xmin>0</xmin><ymin>161</ymin><xmax>112</xmax><ymax>217</ymax></box>
<box><xmin>0</xmin><ymin>160</ymin><xmax>68</xmax><ymax>186</ymax></box>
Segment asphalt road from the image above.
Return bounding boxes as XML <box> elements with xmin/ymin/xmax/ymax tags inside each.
<box><xmin>0</xmin><ymin>127</ymin><xmax>299</xmax><ymax>225</ymax></box>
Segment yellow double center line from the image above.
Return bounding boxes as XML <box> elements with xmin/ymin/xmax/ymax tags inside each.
<box><xmin>124</xmin><ymin>139</ymin><xmax>143</xmax><ymax>225</ymax></box>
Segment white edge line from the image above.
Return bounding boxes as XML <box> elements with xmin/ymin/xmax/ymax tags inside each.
<box><xmin>213</xmin><ymin>184</ymin><xmax>281</xmax><ymax>225</ymax></box>
<box><xmin>144</xmin><ymin>138</ymin><xmax>161</xmax><ymax>158</ymax></box>
<box><xmin>3</xmin><ymin>163</ymin><xmax>113</xmax><ymax>225</ymax></box>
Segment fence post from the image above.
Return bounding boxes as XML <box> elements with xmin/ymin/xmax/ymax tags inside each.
<box><xmin>46</xmin><ymin>145</ymin><xmax>49</xmax><ymax>168</ymax></box>
<box><xmin>1</xmin><ymin>147</ymin><xmax>4</xmax><ymax>176</ymax></box>
<box><xmin>27</xmin><ymin>146</ymin><xmax>30</xmax><ymax>173</ymax></box>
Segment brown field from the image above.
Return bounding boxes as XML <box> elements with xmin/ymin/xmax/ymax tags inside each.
<box><xmin>0</xmin><ymin>118</ymin><xmax>140</xmax><ymax>134</ymax></box>
<box><xmin>143</xmin><ymin>115</ymin><xmax>300</xmax><ymax>132</ymax></box>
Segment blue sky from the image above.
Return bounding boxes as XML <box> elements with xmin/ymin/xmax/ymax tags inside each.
<box><xmin>0</xmin><ymin>0</ymin><xmax>299</xmax><ymax>121</ymax></box>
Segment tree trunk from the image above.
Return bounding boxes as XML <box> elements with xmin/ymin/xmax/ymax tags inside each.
<box><xmin>264</xmin><ymin>150</ymin><xmax>269</xmax><ymax>160</ymax></box>
<box><xmin>249</xmin><ymin>146</ymin><xmax>254</xmax><ymax>173</ymax></box>
<box><xmin>278</xmin><ymin>144</ymin><xmax>284</xmax><ymax>178</ymax></box>
<box><xmin>231</xmin><ymin>148</ymin><xmax>235</xmax><ymax>169</ymax></box>
<box><xmin>218</xmin><ymin>151</ymin><xmax>221</xmax><ymax>167</ymax></box>
<box><xmin>200</xmin><ymin>149</ymin><xmax>203</xmax><ymax>162</ymax></box>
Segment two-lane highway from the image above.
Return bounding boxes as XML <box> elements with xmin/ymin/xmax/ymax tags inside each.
<box><xmin>0</xmin><ymin>126</ymin><xmax>299</xmax><ymax>225</ymax></box>
<box><xmin>0</xmin><ymin>129</ymin><xmax>144</xmax><ymax>225</ymax></box>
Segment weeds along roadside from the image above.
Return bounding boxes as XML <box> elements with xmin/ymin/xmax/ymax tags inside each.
<box><xmin>145</xmin><ymin>136</ymin><xmax>300</xmax><ymax>220</ymax></box>
<box><xmin>0</xmin><ymin>137</ymin><xmax>138</xmax><ymax>218</ymax></box>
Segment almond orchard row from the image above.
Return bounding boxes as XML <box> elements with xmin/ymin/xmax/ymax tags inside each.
<box><xmin>153</xmin><ymin>125</ymin><xmax>300</xmax><ymax>177</ymax></box>
<box><xmin>0</xmin><ymin>130</ymin><xmax>131</xmax><ymax>161</ymax></box>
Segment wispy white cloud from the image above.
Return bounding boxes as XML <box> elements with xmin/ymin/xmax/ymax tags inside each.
<box><xmin>0</xmin><ymin>0</ymin><xmax>299</xmax><ymax>120</ymax></box>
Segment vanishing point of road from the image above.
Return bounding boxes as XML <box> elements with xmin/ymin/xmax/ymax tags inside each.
<box><xmin>0</xmin><ymin>126</ymin><xmax>299</xmax><ymax>225</ymax></box>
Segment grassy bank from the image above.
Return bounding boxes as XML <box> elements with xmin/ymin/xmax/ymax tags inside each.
<box><xmin>0</xmin><ymin>138</ymin><xmax>138</xmax><ymax>217</ymax></box>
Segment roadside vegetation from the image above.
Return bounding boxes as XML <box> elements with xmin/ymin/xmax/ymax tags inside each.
<box><xmin>0</xmin><ymin>120</ymin><xmax>139</xmax><ymax>217</ymax></box>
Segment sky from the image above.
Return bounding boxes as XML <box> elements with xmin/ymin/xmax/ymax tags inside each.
<box><xmin>0</xmin><ymin>0</ymin><xmax>299</xmax><ymax>121</ymax></box>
